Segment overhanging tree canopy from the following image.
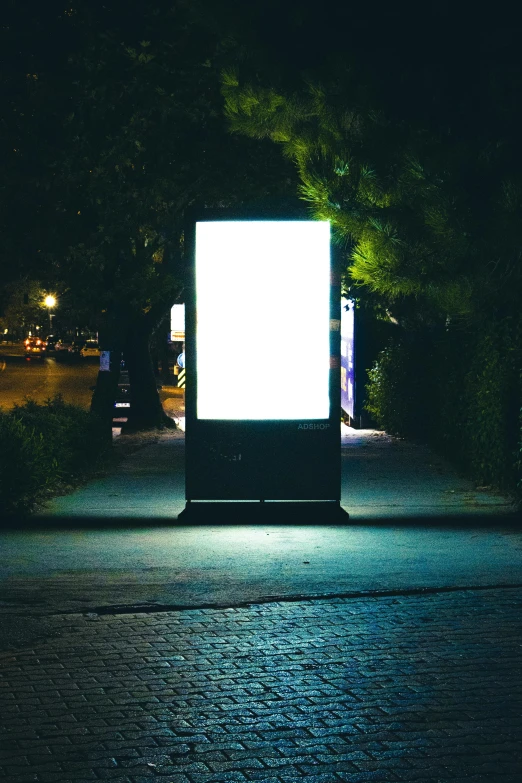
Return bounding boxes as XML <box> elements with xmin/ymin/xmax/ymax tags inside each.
<box><xmin>219</xmin><ymin>2</ymin><xmax>522</xmax><ymax>320</ymax></box>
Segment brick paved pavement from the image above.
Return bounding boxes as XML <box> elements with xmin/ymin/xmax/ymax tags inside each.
<box><xmin>1</xmin><ymin>588</ymin><xmax>521</xmax><ymax>783</ymax></box>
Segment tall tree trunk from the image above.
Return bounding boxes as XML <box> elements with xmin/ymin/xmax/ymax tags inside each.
<box><xmin>152</xmin><ymin>313</ymin><xmax>172</xmax><ymax>383</ymax></box>
<box><xmin>123</xmin><ymin>316</ymin><xmax>175</xmax><ymax>431</ymax></box>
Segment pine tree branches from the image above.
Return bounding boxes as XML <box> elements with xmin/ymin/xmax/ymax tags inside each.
<box><xmin>223</xmin><ymin>56</ymin><xmax>522</xmax><ymax>320</ymax></box>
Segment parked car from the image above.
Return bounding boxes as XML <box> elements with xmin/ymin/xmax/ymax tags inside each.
<box><xmin>67</xmin><ymin>341</ymin><xmax>85</xmax><ymax>360</ymax></box>
<box><xmin>24</xmin><ymin>337</ymin><xmax>46</xmax><ymax>358</ymax></box>
<box><xmin>54</xmin><ymin>338</ymin><xmax>80</xmax><ymax>362</ymax></box>
<box><xmin>80</xmin><ymin>340</ymin><xmax>101</xmax><ymax>358</ymax></box>
<box><xmin>45</xmin><ymin>335</ymin><xmax>57</xmax><ymax>352</ymax></box>
<box><xmin>54</xmin><ymin>338</ymin><xmax>72</xmax><ymax>353</ymax></box>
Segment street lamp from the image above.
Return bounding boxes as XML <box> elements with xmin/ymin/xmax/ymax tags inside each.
<box><xmin>44</xmin><ymin>295</ymin><xmax>56</xmax><ymax>333</ymax></box>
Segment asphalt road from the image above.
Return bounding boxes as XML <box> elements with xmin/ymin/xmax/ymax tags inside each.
<box><xmin>0</xmin><ymin>353</ymin><xmax>98</xmax><ymax>410</ymax></box>
<box><xmin>0</xmin><ymin>350</ymin><xmax>176</xmax><ymax>412</ymax></box>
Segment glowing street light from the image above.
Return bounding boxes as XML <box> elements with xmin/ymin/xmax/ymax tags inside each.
<box><xmin>43</xmin><ymin>295</ymin><xmax>56</xmax><ymax>332</ymax></box>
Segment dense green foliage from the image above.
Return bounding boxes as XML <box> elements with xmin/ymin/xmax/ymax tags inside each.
<box><xmin>0</xmin><ymin>396</ymin><xmax>109</xmax><ymax>515</ymax></box>
<box><xmin>221</xmin><ymin>5</ymin><xmax>522</xmax><ymax>319</ymax></box>
<box><xmin>0</xmin><ymin>414</ymin><xmax>48</xmax><ymax>515</ymax></box>
<box><xmin>366</xmin><ymin>316</ymin><xmax>522</xmax><ymax>493</ymax></box>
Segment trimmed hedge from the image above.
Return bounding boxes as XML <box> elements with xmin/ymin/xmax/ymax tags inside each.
<box><xmin>365</xmin><ymin>332</ymin><xmax>437</xmax><ymax>441</ymax></box>
<box><xmin>365</xmin><ymin>315</ymin><xmax>522</xmax><ymax>494</ymax></box>
<box><xmin>0</xmin><ymin>396</ymin><xmax>109</xmax><ymax>516</ymax></box>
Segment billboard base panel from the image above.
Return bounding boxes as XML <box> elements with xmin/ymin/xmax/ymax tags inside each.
<box><xmin>178</xmin><ymin>501</ymin><xmax>349</xmax><ymax>524</ymax></box>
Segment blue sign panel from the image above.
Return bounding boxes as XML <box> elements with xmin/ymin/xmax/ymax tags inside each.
<box><xmin>340</xmin><ymin>298</ymin><xmax>355</xmax><ymax>419</ymax></box>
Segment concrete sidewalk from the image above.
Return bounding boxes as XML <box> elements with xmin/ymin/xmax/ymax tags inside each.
<box><xmin>38</xmin><ymin>423</ymin><xmax>516</xmax><ymax>521</ymax></box>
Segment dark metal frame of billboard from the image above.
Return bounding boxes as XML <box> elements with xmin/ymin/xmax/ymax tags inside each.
<box><xmin>180</xmin><ymin>207</ymin><xmax>346</xmax><ymax>521</ymax></box>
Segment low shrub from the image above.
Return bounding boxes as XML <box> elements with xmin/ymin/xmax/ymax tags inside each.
<box><xmin>0</xmin><ymin>414</ymin><xmax>50</xmax><ymax>513</ymax></box>
<box><xmin>0</xmin><ymin>395</ymin><xmax>109</xmax><ymax>516</ymax></box>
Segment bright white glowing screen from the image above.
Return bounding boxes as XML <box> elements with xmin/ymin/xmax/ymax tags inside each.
<box><xmin>196</xmin><ymin>220</ymin><xmax>331</xmax><ymax>419</ymax></box>
<box><xmin>170</xmin><ymin>304</ymin><xmax>185</xmax><ymax>334</ymax></box>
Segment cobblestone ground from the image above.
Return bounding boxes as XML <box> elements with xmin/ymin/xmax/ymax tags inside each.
<box><xmin>1</xmin><ymin>588</ymin><xmax>521</xmax><ymax>783</ymax></box>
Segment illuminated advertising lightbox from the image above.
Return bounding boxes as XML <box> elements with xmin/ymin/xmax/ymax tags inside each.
<box><xmin>340</xmin><ymin>298</ymin><xmax>355</xmax><ymax>420</ymax></box>
<box><xmin>184</xmin><ymin>214</ymin><xmax>341</xmax><ymax>506</ymax></box>
<box><xmin>195</xmin><ymin>220</ymin><xmax>331</xmax><ymax>420</ymax></box>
